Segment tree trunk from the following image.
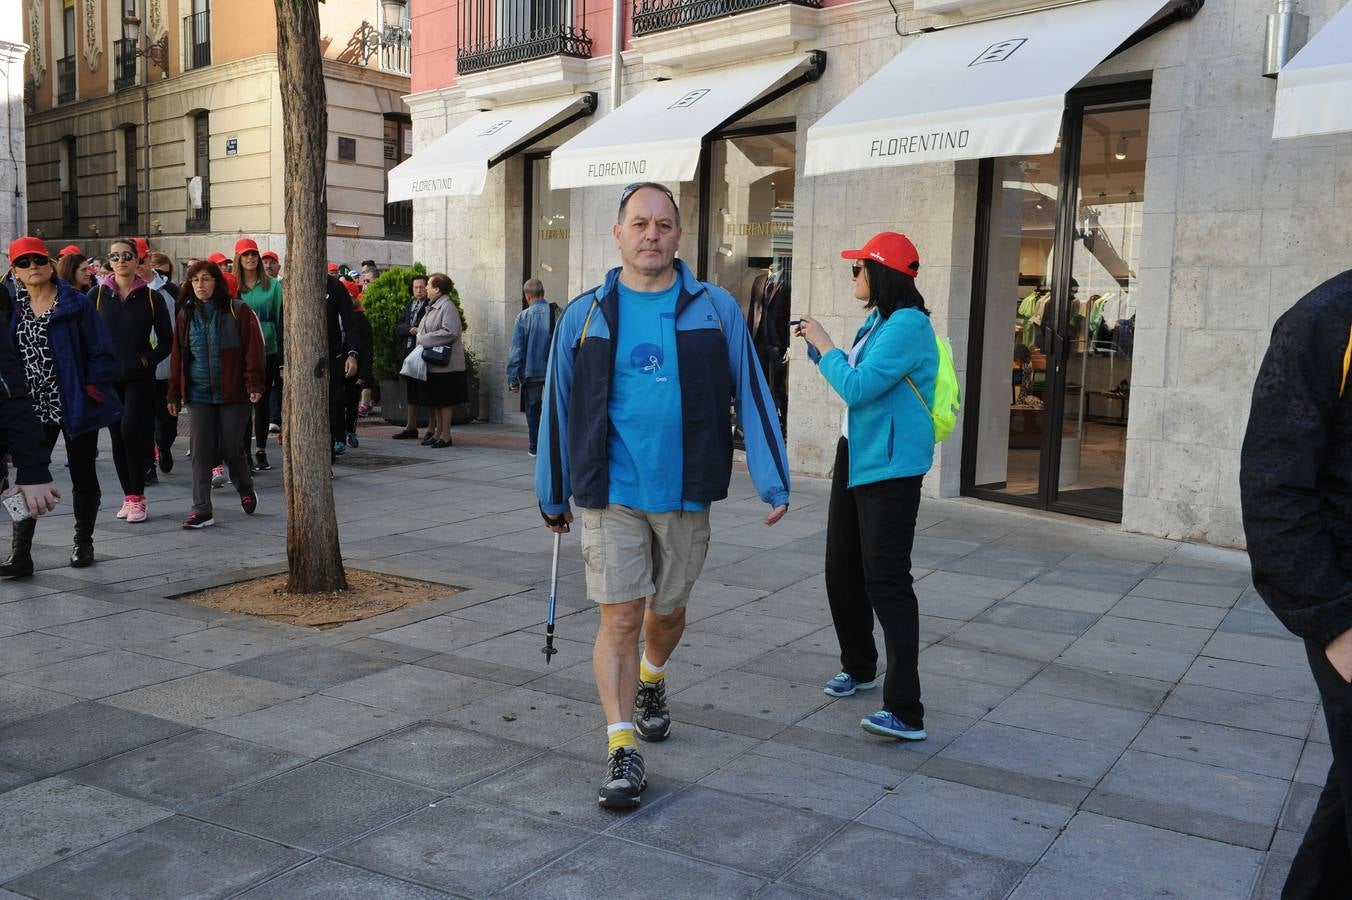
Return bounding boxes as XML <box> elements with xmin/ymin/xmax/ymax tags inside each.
<box><xmin>275</xmin><ymin>0</ymin><xmax>347</xmax><ymax>593</ymax></box>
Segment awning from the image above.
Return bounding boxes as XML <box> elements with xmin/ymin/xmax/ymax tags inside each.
<box><xmin>1273</xmin><ymin>1</ymin><xmax>1352</xmax><ymax>139</ymax></box>
<box><xmin>387</xmin><ymin>94</ymin><xmax>595</xmax><ymax>200</ymax></box>
<box><xmin>550</xmin><ymin>54</ymin><xmax>821</xmax><ymax>189</ymax></box>
<box><xmin>805</xmin><ymin>0</ymin><xmax>1167</xmax><ymax>175</ymax></box>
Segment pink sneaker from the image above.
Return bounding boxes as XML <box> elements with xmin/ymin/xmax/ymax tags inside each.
<box><xmin>115</xmin><ymin>496</ymin><xmax>133</xmax><ymax>519</ymax></box>
<box><xmin>125</xmin><ymin>495</ymin><xmax>148</xmax><ymax>523</ymax></box>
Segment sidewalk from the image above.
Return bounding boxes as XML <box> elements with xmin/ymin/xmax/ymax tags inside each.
<box><xmin>0</xmin><ymin>422</ymin><xmax>1316</xmax><ymax>898</ymax></box>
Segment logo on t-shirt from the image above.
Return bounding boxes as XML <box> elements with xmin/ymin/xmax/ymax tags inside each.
<box><xmin>630</xmin><ymin>343</ymin><xmax>664</xmax><ymax>376</ymax></box>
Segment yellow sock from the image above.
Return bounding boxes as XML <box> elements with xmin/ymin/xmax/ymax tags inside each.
<box><xmin>607</xmin><ymin>724</ymin><xmax>637</xmax><ymax>754</ymax></box>
<box><xmin>639</xmin><ymin>655</ymin><xmax>666</xmax><ymax>685</ymax></box>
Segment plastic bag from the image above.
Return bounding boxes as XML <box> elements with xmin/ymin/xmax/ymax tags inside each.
<box><xmin>400</xmin><ymin>346</ymin><xmax>428</xmax><ymax>381</ymax></box>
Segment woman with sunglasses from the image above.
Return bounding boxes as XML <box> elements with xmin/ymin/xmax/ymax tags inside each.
<box><xmin>233</xmin><ymin>238</ymin><xmax>282</xmax><ymax>471</ymax></box>
<box><xmin>55</xmin><ymin>253</ymin><xmax>93</xmax><ymax>293</ymax></box>
<box><xmin>795</xmin><ymin>232</ymin><xmax>938</xmax><ymax>744</ymax></box>
<box><xmin>167</xmin><ymin>261</ymin><xmax>264</xmax><ymax>529</ymax></box>
<box><xmin>0</xmin><ymin>237</ymin><xmax>122</xmax><ymax>576</ymax></box>
<box><xmin>91</xmin><ymin>237</ymin><xmax>173</xmax><ymax>524</ymax></box>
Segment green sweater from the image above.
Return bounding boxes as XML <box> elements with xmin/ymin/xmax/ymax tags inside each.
<box><xmin>240</xmin><ymin>277</ymin><xmax>283</xmax><ymax>356</ymax></box>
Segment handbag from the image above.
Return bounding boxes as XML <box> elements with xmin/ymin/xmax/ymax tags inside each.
<box><xmin>422</xmin><ymin>345</ymin><xmax>451</xmax><ymax>365</ymax></box>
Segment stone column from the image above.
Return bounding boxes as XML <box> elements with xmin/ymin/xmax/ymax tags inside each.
<box><xmin>0</xmin><ymin>25</ymin><xmax>29</xmax><ymax>242</ymax></box>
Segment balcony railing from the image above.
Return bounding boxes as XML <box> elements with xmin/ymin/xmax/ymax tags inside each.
<box><xmin>385</xmin><ymin>200</ymin><xmax>412</xmax><ymax>241</ymax></box>
<box><xmin>57</xmin><ymin>56</ymin><xmax>76</xmax><ymax>105</ymax></box>
<box><xmin>114</xmin><ymin>39</ymin><xmax>138</xmax><ymax>90</ymax></box>
<box><xmin>118</xmin><ymin>184</ymin><xmax>139</xmax><ymax>230</ymax></box>
<box><xmin>186</xmin><ymin>176</ymin><xmax>210</xmax><ymax>232</ymax></box>
<box><xmin>183</xmin><ymin>11</ymin><xmax>211</xmax><ymax>71</ymax></box>
<box><xmin>457</xmin><ymin>0</ymin><xmax>592</xmax><ymax>76</ymax></box>
<box><xmin>633</xmin><ymin>0</ymin><xmax>820</xmax><ymax>36</ymax></box>
<box><xmin>61</xmin><ymin>190</ymin><xmax>79</xmax><ymax>236</ymax></box>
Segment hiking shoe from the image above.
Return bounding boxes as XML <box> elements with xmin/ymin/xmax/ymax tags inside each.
<box><xmin>333</xmin><ymin>441</ymin><xmax>347</xmax><ymax>455</ymax></box>
<box><xmin>159</xmin><ymin>449</ymin><xmax>173</xmax><ymax>473</ymax></box>
<box><xmin>254</xmin><ymin>451</ymin><xmax>271</xmax><ymax>471</ymax></box>
<box><xmin>268</xmin><ymin>422</ymin><xmax>281</xmax><ymax>434</ymax></box>
<box><xmin>860</xmin><ymin>710</ymin><xmax>926</xmax><ymax>741</ymax></box>
<box><xmin>346</xmin><ymin>431</ymin><xmax>359</xmax><ymax>448</ymax></box>
<box><xmin>597</xmin><ymin>747</ymin><xmax>646</xmax><ymax>809</ymax></box>
<box><xmin>211</xmin><ymin>465</ymin><xmax>228</xmax><ymax>487</ymax></box>
<box><xmin>125</xmin><ymin>497</ymin><xmax>147</xmax><ymax>524</ymax></box>
<box><xmin>182</xmin><ymin>512</ymin><xmax>214</xmax><ymax>529</ymax></box>
<box><xmin>241</xmin><ymin>490</ymin><xmax>259</xmax><ymax>515</ymax></box>
<box><xmin>634</xmin><ymin>680</ymin><xmax>672</xmax><ymax>741</ymax></box>
<box><xmin>824</xmin><ymin>672</ymin><xmax>879</xmax><ymax>698</ymax></box>
<box><xmin>115</xmin><ymin>496</ymin><xmax>133</xmax><ymax>519</ymax></box>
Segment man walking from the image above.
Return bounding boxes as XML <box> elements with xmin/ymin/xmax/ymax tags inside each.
<box><xmin>507</xmin><ymin>278</ymin><xmax>555</xmax><ymax>457</ymax></box>
<box><xmin>1240</xmin><ymin>268</ymin><xmax>1352</xmax><ymax>899</ymax></box>
<box><xmin>536</xmin><ymin>182</ymin><xmax>790</xmax><ymax>810</ymax></box>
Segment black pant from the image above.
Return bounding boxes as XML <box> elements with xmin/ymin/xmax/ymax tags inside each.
<box><xmin>109</xmin><ymin>380</ymin><xmax>153</xmax><ymax>496</ymax></box>
<box><xmin>824</xmin><ymin>436</ymin><xmax>924</xmax><ymax>725</ymax></box>
<box><xmin>1283</xmin><ymin>641</ymin><xmax>1352</xmax><ymax>899</ymax></box>
<box><xmin>146</xmin><ymin>379</ymin><xmax>177</xmax><ymax>468</ymax></box>
<box><xmin>329</xmin><ymin>360</ymin><xmax>347</xmax><ymax>459</ymax></box>
<box><xmin>45</xmin><ymin>423</ymin><xmax>100</xmax><ymax>500</ymax></box>
<box><xmin>254</xmin><ymin>354</ymin><xmax>280</xmax><ymax>448</ymax></box>
<box><xmin>522</xmin><ymin>380</ymin><xmax>544</xmax><ymax>454</ymax></box>
<box><xmin>344</xmin><ymin>377</ymin><xmax>362</xmax><ymax>434</ymax></box>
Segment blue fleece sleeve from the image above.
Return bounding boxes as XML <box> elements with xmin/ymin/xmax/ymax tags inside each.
<box><xmin>723</xmin><ymin>298</ymin><xmax>790</xmax><ymax>509</ymax></box>
<box><xmin>506</xmin><ymin>311</ymin><xmax>525</xmax><ymax>386</ymax></box>
<box><xmin>818</xmin><ymin>311</ymin><xmax>930</xmax><ymax>407</ymax></box>
<box><xmin>535</xmin><ymin>306</ymin><xmax>577</xmax><ymax>517</ymax></box>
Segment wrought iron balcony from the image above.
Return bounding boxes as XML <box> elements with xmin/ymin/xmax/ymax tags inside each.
<box><xmin>118</xmin><ymin>185</ymin><xmax>139</xmax><ymax>231</ymax></box>
<box><xmin>115</xmin><ymin>39</ymin><xmax>138</xmax><ymax>90</ymax></box>
<box><xmin>186</xmin><ymin>176</ymin><xmax>210</xmax><ymax>232</ymax></box>
<box><xmin>61</xmin><ymin>190</ymin><xmax>79</xmax><ymax>236</ymax></box>
<box><xmin>633</xmin><ymin>0</ymin><xmax>820</xmax><ymax>37</ymax></box>
<box><xmin>57</xmin><ymin>56</ymin><xmax>76</xmax><ymax>105</ymax></box>
<box><xmin>183</xmin><ymin>11</ymin><xmax>211</xmax><ymax>71</ymax></box>
<box><xmin>385</xmin><ymin>200</ymin><xmax>412</xmax><ymax>241</ymax></box>
<box><xmin>457</xmin><ymin>0</ymin><xmax>592</xmax><ymax>76</ymax></box>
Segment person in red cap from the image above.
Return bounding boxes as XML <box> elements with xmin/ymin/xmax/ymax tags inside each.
<box><xmin>233</xmin><ymin>238</ymin><xmax>282</xmax><ymax>471</ymax></box>
<box><xmin>795</xmin><ymin>231</ymin><xmax>936</xmax><ymax>744</ymax></box>
<box><xmin>208</xmin><ymin>252</ymin><xmax>232</xmax><ymax>274</ymax></box>
<box><xmin>261</xmin><ymin>250</ymin><xmax>281</xmax><ymax>281</ymax></box>
<box><xmin>1</xmin><ymin>236</ymin><xmax>122</xmax><ymax>575</ymax></box>
<box><xmin>91</xmin><ymin>238</ymin><xmax>174</xmax><ymax>524</ymax></box>
<box><xmin>58</xmin><ymin>244</ymin><xmax>82</xmax><ymax>259</ymax></box>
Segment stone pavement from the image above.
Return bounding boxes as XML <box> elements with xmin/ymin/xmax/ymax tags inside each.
<box><xmin>0</xmin><ymin>422</ymin><xmax>1322</xmax><ymax>898</ymax></box>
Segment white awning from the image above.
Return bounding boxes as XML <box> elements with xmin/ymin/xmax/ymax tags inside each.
<box><xmin>550</xmin><ymin>55</ymin><xmax>809</xmax><ymax>189</ymax></box>
<box><xmin>805</xmin><ymin>0</ymin><xmax>1166</xmax><ymax>175</ymax></box>
<box><xmin>1274</xmin><ymin>1</ymin><xmax>1352</xmax><ymax>139</ymax></box>
<box><xmin>387</xmin><ymin>94</ymin><xmax>589</xmax><ymax>200</ymax></box>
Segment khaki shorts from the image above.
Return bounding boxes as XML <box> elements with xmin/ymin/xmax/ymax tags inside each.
<box><xmin>579</xmin><ymin>505</ymin><xmax>712</xmax><ymax>614</ymax></box>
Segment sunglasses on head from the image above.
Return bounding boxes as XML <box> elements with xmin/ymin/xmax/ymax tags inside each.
<box><xmin>618</xmin><ymin>181</ymin><xmax>677</xmax><ymax>213</ymax></box>
<box><xmin>108</xmin><ymin>251</ymin><xmax>137</xmax><ymax>262</ymax></box>
<box><xmin>850</xmin><ymin>262</ymin><xmax>864</xmax><ymax>278</ymax></box>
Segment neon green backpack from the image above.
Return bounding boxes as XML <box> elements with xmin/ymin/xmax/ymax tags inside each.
<box><xmin>906</xmin><ymin>336</ymin><xmax>961</xmax><ymax>442</ymax></box>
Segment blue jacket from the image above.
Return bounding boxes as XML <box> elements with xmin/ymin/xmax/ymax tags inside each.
<box><xmin>506</xmin><ymin>299</ymin><xmax>554</xmax><ymax>387</ymax></box>
<box><xmin>4</xmin><ymin>278</ymin><xmax>123</xmax><ymax>438</ymax></box>
<box><xmin>814</xmin><ymin>307</ymin><xmax>937</xmax><ymax>488</ymax></box>
<box><xmin>537</xmin><ymin>260</ymin><xmax>790</xmax><ymax>515</ymax></box>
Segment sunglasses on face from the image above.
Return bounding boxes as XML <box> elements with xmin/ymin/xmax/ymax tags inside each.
<box><xmin>14</xmin><ymin>255</ymin><xmax>51</xmax><ymax>269</ymax></box>
<box><xmin>155</xmin><ymin>268</ymin><xmax>172</xmax><ymax>278</ymax></box>
<box><xmin>851</xmin><ymin>263</ymin><xmax>863</xmax><ymax>278</ymax></box>
<box><xmin>108</xmin><ymin>251</ymin><xmax>136</xmax><ymax>262</ymax></box>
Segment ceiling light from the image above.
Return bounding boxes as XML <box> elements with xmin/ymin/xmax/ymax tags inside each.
<box><xmin>1114</xmin><ymin>137</ymin><xmax>1128</xmax><ymax>160</ymax></box>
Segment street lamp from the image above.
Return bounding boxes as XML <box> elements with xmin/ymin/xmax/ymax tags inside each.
<box><xmin>352</xmin><ymin>0</ymin><xmax>412</xmax><ymax>67</ymax></box>
<box><xmin>122</xmin><ymin>15</ymin><xmax>170</xmax><ymax>75</ymax></box>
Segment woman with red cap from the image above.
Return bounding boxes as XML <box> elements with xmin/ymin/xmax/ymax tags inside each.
<box><xmin>91</xmin><ymin>237</ymin><xmax>174</xmax><ymax>524</ymax></box>
<box><xmin>795</xmin><ymin>231</ymin><xmax>938</xmax><ymax>744</ymax></box>
<box><xmin>0</xmin><ymin>237</ymin><xmax>122</xmax><ymax>575</ymax></box>
<box><xmin>233</xmin><ymin>238</ymin><xmax>282</xmax><ymax>471</ymax></box>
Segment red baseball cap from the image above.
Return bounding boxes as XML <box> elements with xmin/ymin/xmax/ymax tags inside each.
<box><xmin>261</xmin><ymin>250</ymin><xmax>279</xmax><ymax>261</ymax></box>
<box><xmin>8</xmin><ymin>237</ymin><xmax>49</xmax><ymax>264</ymax></box>
<box><xmin>134</xmin><ymin>237</ymin><xmax>150</xmax><ymax>260</ymax></box>
<box><xmin>223</xmin><ymin>272</ymin><xmax>239</xmax><ymax>297</ymax></box>
<box><xmin>234</xmin><ymin>237</ymin><xmax>259</xmax><ymax>256</ymax></box>
<box><xmin>208</xmin><ymin>252</ymin><xmax>229</xmax><ymax>265</ymax></box>
<box><xmin>327</xmin><ymin>262</ymin><xmax>339</xmax><ymax>273</ymax></box>
<box><xmin>59</xmin><ymin>244</ymin><xmax>82</xmax><ymax>257</ymax></box>
<box><xmin>840</xmin><ymin>232</ymin><xmax>920</xmax><ymax>276</ymax></box>
<box><xmin>344</xmin><ymin>280</ymin><xmax>362</xmax><ymax>299</ymax></box>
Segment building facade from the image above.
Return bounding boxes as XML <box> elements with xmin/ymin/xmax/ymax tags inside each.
<box><xmin>402</xmin><ymin>0</ymin><xmax>1352</xmax><ymax>548</ymax></box>
<box><xmin>21</xmin><ymin>0</ymin><xmax>415</xmax><ymax>268</ymax></box>
<box><xmin>2</xmin><ymin>9</ymin><xmax>29</xmax><ymax>241</ymax></box>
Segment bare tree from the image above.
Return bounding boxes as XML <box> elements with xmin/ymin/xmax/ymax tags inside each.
<box><xmin>275</xmin><ymin>0</ymin><xmax>347</xmax><ymax>593</ymax></box>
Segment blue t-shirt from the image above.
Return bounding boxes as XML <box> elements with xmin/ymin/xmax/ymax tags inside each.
<box><xmin>608</xmin><ymin>280</ymin><xmax>708</xmax><ymax>513</ymax></box>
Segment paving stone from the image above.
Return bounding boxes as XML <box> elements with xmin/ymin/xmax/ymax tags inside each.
<box><xmin>192</xmin><ymin>761</ymin><xmax>440</xmax><ymax>852</ymax></box>
<box><xmin>1030</xmin><ymin>569</ymin><xmax>1143</xmax><ymax>595</ymax></box>
<box><xmin>1002</xmin><ymin>582</ymin><xmax>1125</xmax><ymax>615</ymax></box>
<box><xmin>0</xmin><ymin>632</ymin><xmax>104</xmax><ymax>676</ymax></box>
<box><xmin>772</xmin><ymin>725</ymin><xmax>928</xmax><ymax>781</ymax></box>
<box><xmin>103</xmin><ymin>670</ymin><xmax>308</xmax><ymax>726</ymax></box>
<box><xmin>1129</xmin><ymin>578</ymin><xmax>1245</xmax><ymax>608</ymax></box>
<box><xmin>1181</xmin><ymin>656</ymin><xmax>1318</xmax><ymax>701</ymax></box>
<box><xmin>0</xmin><ymin>676</ymin><xmax>78</xmax><ymax>727</ymax></box>
<box><xmin>7</xmin><ymin>650</ymin><xmax>202</xmax><ymax>700</ymax></box>
<box><xmin>620</xmin><ymin>785</ymin><xmax>842</xmax><ymax>878</ymax></box>
<box><xmin>1294</xmin><ymin>739</ymin><xmax>1333</xmax><ymax>786</ymax></box>
<box><xmin>916</xmin><ymin>570</ymin><xmax>1024</xmax><ymax>601</ymax></box>
<box><xmin>437</xmin><ymin>686</ymin><xmax>602</xmax><ymax>748</ymax></box>
<box><xmin>128</xmin><ymin>625</ymin><xmax>306</xmax><ymax>667</ymax></box>
<box><xmin>328</xmin><ymin>721</ymin><xmax>540</xmax><ymax>792</ymax></box>
<box><xmin>1079</xmin><ymin>615</ymin><xmax>1213</xmax><ymax>654</ymax></box>
<box><xmin>5</xmin><ymin>815</ymin><xmax>305</xmax><ymax>900</ymax></box>
<box><xmin>938</xmin><ymin>721</ymin><xmax>1123</xmax><ymax>787</ymax></box>
<box><xmin>320</xmin><ymin>663</ymin><xmax>504</xmax><ymax>716</ymax></box>
<box><xmin>0</xmin><ymin>594</ymin><xmax>127</xmax><ymax>631</ymax></box>
<box><xmin>1252</xmin><ymin>853</ymin><xmax>1294</xmax><ymax>900</ymax></box>
<box><xmin>41</xmin><ymin>608</ymin><xmax>207</xmax><ymax>648</ymax></box>
<box><xmin>1056</xmin><ymin>637</ymin><xmax>1197</xmax><ymax>682</ymax></box>
<box><xmin>0</xmin><ymin>777</ymin><xmax>173</xmax><ymax>882</ymax></box>
<box><xmin>944</xmin><ymin>621</ymin><xmax>1076</xmax><ymax>662</ymax></box>
<box><xmin>332</xmin><ymin>797</ymin><xmax>593</xmax><ymax>896</ymax></box>
<box><xmin>1054</xmin><ymin>554</ymin><xmax>1157</xmax><ymax>578</ymax></box>
<box><xmin>236</xmin><ymin>858</ymin><xmax>455</xmax><ymax>899</ymax></box>
<box><xmin>1108</xmin><ymin>594</ymin><xmax>1228</xmax><ymax>629</ymax></box>
<box><xmin>917</xmin><ymin>754</ymin><xmax>1090</xmax><ymax>809</ymax></box>
<box><xmin>985</xmin><ymin>690</ymin><xmax>1150</xmax><ymax>746</ymax></box>
<box><xmin>450</xmin><ymin>629</ymin><xmax>596</xmax><ymax>675</ymax></box>
<box><xmin>703</xmin><ymin>548</ymin><xmax>828</xmax><ymax>592</ymax></box>
<box><xmin>745</xmin><ymin>590</ymin><xmax>834</xmax><ymax>627</ymax></box>
<box><xmin>70</xmin><ymin>729</ymin><xmax>307</xmax><ymax>810</ymax></box>
<box><xmin>917</xmin><ymin>644</ymin><xmax>1043</xmax><ymax>687</ymax></box>
<box><xmin>1278</xmin><ymin>781</ymin><xmax>1320</xmax><ymax>835</ymax></box>
<box><xmin>1150</xmin><ymin>563</ymin><xmax>1252</xmax><ymax>588</ymax></box>
<box><xmin>918</xmin><ymin>590</ymin><xmax>999</xmax><ymax>621</ymax></box>
<box><xmin>336</xmin><ymin>637</ymin><xmax>441</xmax><ymax>664</ymax></box>
<box><xmin>1218</xmin><ymin>607</ymin><xmax>1299</xmax><ymax>642</ymax></box>
<box><xmin>559</xmin><ymin>721</ymin><xmax>762</xmax><ymax>782</ymax></box>
<box><xmin>416</xmin><ymin>651</ymin><xmax>544</xmax><ymax>686</ymax></box>
<box><xmin>975</xmin><ymin>601</ymin><xmax>1100</xmax><ymax>636</ymax></box>
<box><xmin>698</xmin><ymin>746</ymin><xmax>893</xmax><ymax>819</ymax></box>
<box><xmin>787</xmin><ymin>823</ymin><xmax>1024</xmax><ymax>899</ymax></box>
<box><xmin>736</xmin><ymin>646</ymin><xmax>842</xmax><ymax>687</ymax></box>
<box><xmin>915</xmin><ymin>673</ymin><xmax>1016</xmax><ymax>719</ymax></box>
<box><xmin>0</xmin><ymin>759</ymin><xmax>39</xmax><ymax>792</ymax></box>
<box><xmin>499</xmin><ymin>835</ymin><xmax>766</xmax><ymax>899</ymax></box>
<box><xmin>695</xmin><ymin>608</ymin><xmax>825</xmax><ymax>646</ymax></box>
<box><xmin>860</xmin><ymin>773</ymin><xmax>1072</xmax><ymax>863</ymax></box>
<box><xmin>1086</xmin><ymin>750</ymin><xmax>1287</xmax><ymax>848</ymax></box>
<box><xmin>206</xmin><ymin>694</ymin><xmax>417</xmax><ymax>757</ymax></box>
<box><xmin>1008</xmin><ymin>812</ymin><xmax>1262</xmax><ymax>899</ymax></box>
<box><xmin>1022</xmin><ymin>664</ymin><xmax>1170</xmax><ymax>713</ymax></box>
<box><xmin>1130</xmin><ymin>715</ymin><xmax>1303</xmax><ymax>780</ymax></box>
<box><xmin>226</xmin><ymin>645</ymin><xmax>402</xmax><ymax>691</ymax></box>
<box><xmin>1159</xmin><ymin>683</ymin><xmax>1317</xmax><ymax>739</ymax></box>
<box><xmin>0</xmin><ymin>701</ymin><xmax>189</xmax><ymax>773</ymax></box>
<box><xmin>372</xmin><ymin>615</ymin><xmax>509</xmax><ymax>654</ymax></box>
<box><xmin>671</xmin><ymin>670</ymin><xmax>830</xmax><ymax>726</ymax></box>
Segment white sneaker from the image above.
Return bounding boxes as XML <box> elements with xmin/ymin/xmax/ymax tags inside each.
<box><xmin>115</xmin><ymin>496</ymin><xmax>133</xmax><ymax>519</ymax></box>
<box><xmin>125</xmin><ymin>496</ymin><xmax>147</xmax><ymax>524</ymax></box>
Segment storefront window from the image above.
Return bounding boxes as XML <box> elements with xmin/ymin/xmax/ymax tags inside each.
<box><xmin>702</xmin><ymin>128</ymin><xmax>796</xmax><ymax>431</ymax></box>
<box><xmin>526</xmin><ymin>154</ymin><xmax>571</xmax><ymax>304</ymax></box>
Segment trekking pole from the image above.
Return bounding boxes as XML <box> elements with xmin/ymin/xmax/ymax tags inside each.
<box><xmin>542</xmin><ymin>530</ymin><xmax>561</xmax><ymax>663</ymax></box>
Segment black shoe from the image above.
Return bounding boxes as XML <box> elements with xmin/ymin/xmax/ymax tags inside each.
<box><xmin>634</xmin><ymin>680</ymin><xmax>672</xmax><ymax>742</ymax></box>
<box><xmin>254</xmin><ymin>450</ymin><xmax>272</xmax><ymax>471</ymax></box>
<box><xmin>159</xmin><ymin>450</ymin><xmax>173</xmax><ymax>473</ymax></box>
<box><xmin>0</xmin><ymin>519</ymin><xmax>37</xmax><ymax>578</ymax></box>
<box><xmin>431</xmin><ymin>439</ymin><xmax>451</xmax><ymax>449</ymax></box>
<box><xmin>597</xmin><ymin>747</ymin><xmax>646</xmax><ymax>810</ymax></box>
<box><xmin>241</xmin><ymin>490</ymin><xmax>259</xmax><ymax>515</ymax></box>
<box><xmin>392</xmin><ymin>429</ymin><xmax>418</xmax><ymax>440</ymax></box>
<box><xmin>69</xmin><ymin>492</ymin><xmax>98</xmax><ymax>568</ymax></box>
<box><xmin>144</xmin><ymin>466</ymin><xmax>159</xmax><ymax>485</ymax></box>
<box><xmin>420</xmin><ymin>434</ymin><xmax>437</xmax><ymax>446</ymax></box>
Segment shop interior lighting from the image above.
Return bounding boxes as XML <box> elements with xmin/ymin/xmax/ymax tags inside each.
<box><xmin>717</xmin><ymin>243</ymin><xmax>734</xmax><ymax>257</ymax></box>
<box><xmin>1114</xmin><ymin>137</ymin><xmax>1128</xmax><ymax>160</ymax></box>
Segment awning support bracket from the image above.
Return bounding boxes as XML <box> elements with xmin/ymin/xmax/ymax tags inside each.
<box><xmin>1107</xmin><ymin>0</ymin><xmax>1205</xmax><ymax>60</ymax></box>
<box><xmin>488</xmin><ymin>92</ymin><xmax>599</xmax><ymax>170</ymax></box>
<box><xmin>711</xmin><ymin>50</ymin><xmax>827</xmax><ymax>136</ymax></box>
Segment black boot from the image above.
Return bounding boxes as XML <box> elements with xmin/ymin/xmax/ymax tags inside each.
<box><xmin>0</xmin><ymin>518</ymin><xmax>37</xmax><ymax>577</ymax></box>
<box><xmin>70</xmin><ymin>492</ymin><xmax>99</xmax><ymax>568</ymax></box>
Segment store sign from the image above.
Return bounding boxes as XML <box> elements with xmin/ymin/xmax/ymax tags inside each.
<box><xmin>726</xmin><ymin>222</ymin><xmax>793</xmax><ymax>236</ymax></box>
<box><xmin>538</xmin><ymin>228</ymin><xmax>571</xmax><ymax>240</ymax></box>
